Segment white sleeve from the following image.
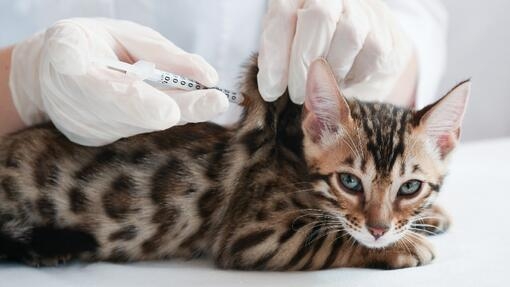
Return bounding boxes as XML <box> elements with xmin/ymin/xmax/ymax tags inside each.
<box><xmin>384</xmin><ymin>0</ymin><xmax>448</xmax><ymax>108</ymax></box>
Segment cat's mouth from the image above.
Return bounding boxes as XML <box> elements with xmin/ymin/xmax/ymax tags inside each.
<box><xmin>346</xmin><ymin>226</ymin><xmax>403</xmax><ymax>249</ymax></box>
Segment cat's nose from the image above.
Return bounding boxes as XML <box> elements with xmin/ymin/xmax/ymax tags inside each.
<box><xmin>367</xmin><ymin>224</ymin><xmax>389</xmax><ymax>240</ymax></box>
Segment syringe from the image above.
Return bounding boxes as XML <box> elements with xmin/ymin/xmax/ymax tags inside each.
<box><xmin>92</xmin><ymin>57</ymin><xmax>244</xmax><ymax>104</ymax></box>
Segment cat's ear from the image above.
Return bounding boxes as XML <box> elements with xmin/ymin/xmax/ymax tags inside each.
<box><xmin>415</xmin><ymin>80</ymin><xmax>470</xmax><ymax>158</ymax></box>
<box><xmin>302</xmin><ymin>58</ymin><xmax>352</xmax><ymax>144</ymax></box>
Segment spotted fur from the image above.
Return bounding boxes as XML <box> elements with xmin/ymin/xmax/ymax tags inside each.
<box><xmin>0</xmin><ymin>56</ymin><xmax>468</xmax><ymax>270</ymax></box>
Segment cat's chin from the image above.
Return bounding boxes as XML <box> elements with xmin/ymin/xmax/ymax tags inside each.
<box><xmin>357</xmin><ymin>239</ymin><xmax>394</xmax><ymax>249</ymax></box>
<box><xmin>348</xmin><ymin>231</ymin><xmax>400</xmax><ymax>249</ymax></box>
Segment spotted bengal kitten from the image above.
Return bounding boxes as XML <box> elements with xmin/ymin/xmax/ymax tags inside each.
<box><xmin>0</xmin><ymin>58</ymin><xmax>469</xmax><ymax>270</ymax></box>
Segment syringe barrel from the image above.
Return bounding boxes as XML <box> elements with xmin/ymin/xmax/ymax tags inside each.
<box><xmin>146</xmin><ymin>69</ymin><xmax>244</xmax><ymax>104</ymax></box>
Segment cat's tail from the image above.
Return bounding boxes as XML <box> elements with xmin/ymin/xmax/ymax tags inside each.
<box><xmin>0</xmin><ymin>226</ymin><xmax>99</xmax><ymax>266</ymax></box>
<box><xmin>235</xmin><ymin>54</ymin><xmax>292</xmax><ymax>136</ymax></box>
<box><xmin>232</xmin><ymin>54</ymin><xmax>304</xmax><ymax>158</ymax></box>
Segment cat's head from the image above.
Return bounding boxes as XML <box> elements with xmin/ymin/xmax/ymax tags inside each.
<box><xmin>302</xmin><ymin>59</ymin><xmax>469</xmax><ymax>248</ymax></box>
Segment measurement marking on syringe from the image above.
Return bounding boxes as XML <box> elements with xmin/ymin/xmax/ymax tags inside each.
<box><xmin>95</xmin><ymin>57</ymin><xmax>244</xmax><ymax>104</ymax></box>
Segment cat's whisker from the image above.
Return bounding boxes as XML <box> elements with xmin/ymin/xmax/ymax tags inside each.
<box><xmin>347</xmin><ymin>234</ymin><xmax>357</xmax><ymax>250</ymax></box>
<box><xmin>320</xmin><ymin>225</ymin><xmax>345</xmax><ymax>232</ymax></box>
<box><xmin>402</xmin><ymin>232</ymin><xmax>417</xmax><ymax>245</ymax></box>
<box><xmin>411</xmin><ymin>215</ymin><xmax>443</xmax><ymax>222</ymax></box>
<box><xmin>285</xmin><ymin>208</ymin><xmax>332</xmax><ymax>216</ymax></box>
<box><xmin>404</xmin><ymin>230</ymin><xmax>428</xmax><ymax>244</ymax></box>
<box><xmin>304</xmin><ymin>225</ymin><xmax>345</xmax><ymax>246</ymax></box>
<box><xmin>355</xmin><ymin>127</ymin><xmax>366</xmax><ymax>159</ymax></box>
<box><xmin>335</xmin><ymin>126</ymin><xmax>362</xmax><ymax>160</ymax></box>
<box><xmin>409</xmin><ymin>226</ymin><xmax>438</xmax><ymax>233</ymax></box>
<box><xmin>343</xmin><ymin>129</ymin><xmax>363</xmax><ymax>160</ymax></box>
<box><xmin>291</xmin><ymin>211</ymin><xmax>343</xmax><ymax>235</ymax></box>
<box><xmin>410</xmin><ymin>223</ymin><xmax>444</xmax><ymax>230</ymax></box>
<box><xmin>408</xmin><ymin>227</ymin><xmax>442</xmax><ymax>236</ymax></box>
<box><xmin>294</xmin><ymin>223</ymin><xmax>346</xmax><ymax>250</ymax></box>
<box><xmin>411</xmin><ymin>216</ymin><xmax>445</xmax><ymax>224</ymax></box>
<box><xmin>400</xmin><ymin>236</ymin><xmax>415</xmax><ymax>255</ymax></box>
<box><xmin>326</xmin><ymin>231</ymin><xmax>352</xmax><ymax>249</ymax></box>
<box><xmin>289</xmin><ymin>211</ymin><xmax>340</xmax><ymax>221</ymax></box>
<box><xmin>288</xmin><ymin>208</ymin><xmax>334</xmax><ymax>214</ymax></box>
<box><xmin>288</xmin><ymin>208</ymin><xmax>345</xmax><ymax>219</ymax></box>
<box><xmin>304</xmin><ymin>220</ymin><xmax>344</xmax><ymax>230</ymax></box>
<box><xmin>394</xmin><ymin>237</ymin><xmax>408</xmax><ymax>254</ymax></box>
<box><xmin>317</xmin><ymin>228</ymin><xmax>349</xmax><ymax>244</ymax></box>
<box><xmin>412</xmin><ymin>214</ymin><xmax>443</xmax><ymax>219</ymax></box>
<box><xmin>341</xmin><ymin>137</ymin><xmax>362</xmax><ymax>161</ymax></box>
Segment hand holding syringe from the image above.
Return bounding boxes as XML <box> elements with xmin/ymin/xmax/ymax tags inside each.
<box><xmin>93</xmin><ymin>58</ymin><xmax>244</xmax><ymax>104</ymax></box>
<box><xmin>9</xmin><ymin>18</ymin><xmax>236</xmax><ymax>146</ymax></box>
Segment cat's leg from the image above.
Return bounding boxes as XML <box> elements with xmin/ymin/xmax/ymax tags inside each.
<box><xmin>411</xmin><ymin>204</ymin><xmax>451</xmax><ymax>236</ymax></box>
<box><xmin>214</xmin><ymin>217</ymin><xmax>435</xmax><ymax>270</ymax></box>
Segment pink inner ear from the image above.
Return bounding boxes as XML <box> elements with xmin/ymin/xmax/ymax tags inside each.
<box><xmin>303</xmin><ymin>59</ymin><xmax>350</xmax><ymax>144</ymax></box>
<box><xmin>303</xmin><ymin>93</ymin><xmax>343</xmax><ymax>144</ymax></box>
<box><xmin>303</xmin><ymin>113</ymin><xmax>324</xmax><ymax>143</ymax></box>
<box><xmin>437</xmin><ymin>134</ymin><xmax>454</xmax><ymax>158</ymax></box>
<box><xmin>435</xmin><ymin>127</ymin><xmax>461</xmax><ymax>158</ymax></box>
<box><xmin>420</xmin><ymin>80</ymin><xmax>470</xmax><ymax>158</ymax></box>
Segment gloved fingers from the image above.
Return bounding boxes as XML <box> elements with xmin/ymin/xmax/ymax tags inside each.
<box><xmin>342</xmin><ymin>1</ymin><xmax>410</xmax><ymax>89</ymax></box>
<box><xmin>100</xmin><ymin>19</ymin><xmax>219</xmax><ymax>87</ymax></box>
<box><xmin>326</xmin><ymin>0</ymin><xmax>370</xmax><ymax>85</ymax></box>
<box><xmin>38</xmin><ymin>69</ymin><xmax>134</xmax><ymax>146</ymax></box>
<box><xmin>164</xmin><ymin>89</ymin><xmax>230</xmax><ymax>123</ymax></box>
<box><xmin>341</xmin><ymin>75</ymin><xmax>396</xmax><ymax>102</ymax></box>
<box><xmin>287</xmin><ymin>0</ymin><xmax>343</xmax><ymax>104</ymax></box>
<box><xmin>43</xmin><ymin>19</ymin><xmax>115</xmax><ymax>76</ymax></box>
<box><xmin>78</xmin><ymin>67</ymin><xmax>182</xmax><ymax>132</ymax></box>
<box><xmin>257</xmin><ymin>0</ymin><xmax>302</xmax><ymax>102</ymax></box>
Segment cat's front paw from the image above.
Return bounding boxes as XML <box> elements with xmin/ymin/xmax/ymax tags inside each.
<box><xmin>365</xmin><ymin>235</ymin><xmax>435</xmax><ymax>269</ymax></box>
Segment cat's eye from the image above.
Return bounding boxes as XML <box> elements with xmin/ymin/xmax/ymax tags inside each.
<box><xmin>398</xmin><ymin>180</ymin><xmax>422</xmax><ymax>196</ymax></box>
<box><xmin>338</xmin><ymin>173</ymin><xmax>363</xmax><ymax>193</ymax></box>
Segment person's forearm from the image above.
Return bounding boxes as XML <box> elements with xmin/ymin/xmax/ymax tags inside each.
<box><xmin>0</xmin><ymin>46</ymin><xmax>25</xmax><ymax>136</ymax></box>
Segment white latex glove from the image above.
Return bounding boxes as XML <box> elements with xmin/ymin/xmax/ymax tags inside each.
<box><xmin>9</xmin><ymin>18</ymin><xmax>229</xmax><ymax>146</ymax></box>
<box><xmin>258</xmin><ymin>0</ymin><xmax>413</xmax><ymax>104</ymax></box>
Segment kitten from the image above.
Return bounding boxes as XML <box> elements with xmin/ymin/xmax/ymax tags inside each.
<box><xmin>0</xmin><ymin>57</ymin><xmax>469</xmax><ymax>270</ymax></box>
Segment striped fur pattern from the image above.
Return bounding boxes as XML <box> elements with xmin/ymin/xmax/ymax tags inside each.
<box><xmin>0</xmin><ymin>57</ymin><xmax>467</xmax><ymax>270</ymax></box>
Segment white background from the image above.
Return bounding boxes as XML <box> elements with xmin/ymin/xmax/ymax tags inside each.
<box><xmin>439</xmin><ymin>0</ymin><xmax>510</xmax><ymax>141</ymax></box>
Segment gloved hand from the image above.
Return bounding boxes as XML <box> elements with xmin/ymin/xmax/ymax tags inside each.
<box><xmin>9</xmin><ymin>18</ymin><xmax>229</xmax><ymax>146</ymax></box>
<box><xmin>258</xmin><ymin>0</ymin><xmax>413</xmax><ymax>104</ymax></box>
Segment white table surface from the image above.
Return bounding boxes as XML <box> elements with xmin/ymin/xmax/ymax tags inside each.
<box><xmin>1</xmin><ymin>138</ymin><xmax>509</xmax><ymax>287</ymax></box>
